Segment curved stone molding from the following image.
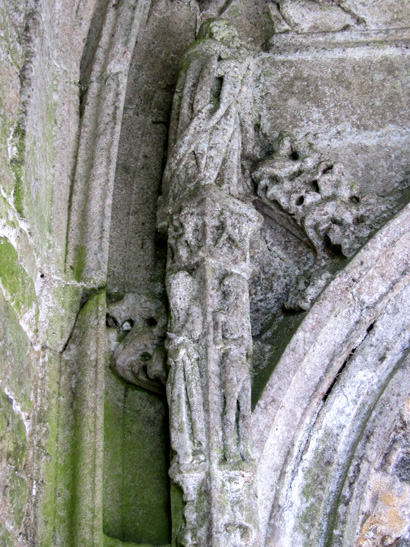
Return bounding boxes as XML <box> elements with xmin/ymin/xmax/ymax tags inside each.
<box><xmin>41</xmin><ymin>2</ymin><xmax>151</xmax><ymax>545</ymax></box>
<box><xmin>65</xmin><ymin>0</ymin><xmax>150</xmax><ymax>285</ymax></box>
<box><xmin>271</xmin><ymin>285</ymin><xmax>410</xmax><ymax>546</ymax></box>
<box><xmin>253</xmin><ymin>200</ymin><xmax>410</xmax><ymax>544</ymax></box>
<box><xmin>336</xmin><ymin>354</ymin><xmax>410</xmax><ymax>546</ymax></box>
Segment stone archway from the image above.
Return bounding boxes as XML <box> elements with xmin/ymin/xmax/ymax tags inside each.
<box><xmin>253</xmin><ymin>201</ymin><xmax>410</xmax><ymax>545</ymax></box>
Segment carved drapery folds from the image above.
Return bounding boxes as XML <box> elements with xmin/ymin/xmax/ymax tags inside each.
<box><xmin>166</xmin><ymin>270</ymin><xmax>206</xmax><ymax>468</ymax></box>
<box><xmin>158</xmin><ymin>18</ymin><xmax>262</xmax><ymax>547</ymax></box>
<box><xmin>159</xmin><ymin>17</ymin><xmax>254</xmax><ymax>209</ymax></box>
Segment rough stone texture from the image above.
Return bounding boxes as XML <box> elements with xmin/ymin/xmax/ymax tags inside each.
<box><xmin>253</xmin><ymin>132</ymin><xmax>409</xmax><ymax>313</ymax></box>
<box><xmin>253</xmin><ymin>199</ymin><xmax>410</xmax><ymax>545</ymax></box>
<box><xmin>256</xmin><ymin>30</ymin><xmax>410</xmax><ymax>196</ymax></box>
<box><xmin>0</xmin><ymin>0</ymin><xmax>410</xmax><ymax>546</ymax></box>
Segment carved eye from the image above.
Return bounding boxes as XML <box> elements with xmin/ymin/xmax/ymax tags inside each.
<box><xmin>296</xmin><ymin>196</ymin><xmax>304</xmax><ymax>206</ymax></box>
<box><xmin>140</xmin><ymin>352</ymin><xmax>152</xmax><ymax>362</ymax></box>
<box><xmin>310</xmin><ymin>180</ymin><xmax>320</xmax><ymax>193</ymax></box>
<box><xmin>121</xmin><ymin>319</ymin><xmax>134</xmax><ymax>331</ymax></box>
<box><xmin>146</xmin><ymin>317</ymin><xmax>158</xmax><ymax>327</ymax></box>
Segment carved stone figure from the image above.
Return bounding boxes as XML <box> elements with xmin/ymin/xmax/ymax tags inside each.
<box><xmin>159</xmin><ymin>18</ymin><xmax>262</xmax><ymax>547</ymax></box>
<box><xmin>253</xmin><ymin>133</ymin><xmax>410</xmax><ymax>310</ymax></box>
<box><xmin>253</xmin><ymin>134</ymin><xmax>360</xmax><ymax>263</ymax></box>
<box><xmin>109</xmin><ymin>295</ymin><xmax>168</xmax><ymax>393</ymax></box>
<box><xmin>167</xmin><ymin>207</ymin><xmax>205</xmax><ymax>267</ymax></box>
<box><xmin>112</xmin><ymin>324</ymin><xmax>167</xmax><ymax>393</ymax></box>
<box><xmin>159</xmin><ymin>17</ymin><xmax>254</xmax><ymax>211</ymax></box>
<box><xmin>214</xmin><ymin>273</ymin><xmax>253</xmax><ymax>462</ymax></box>
<box><xmin>166</xmin><ymin>271</ymin><xmax>206</xmax><ymax>469</ymax></box>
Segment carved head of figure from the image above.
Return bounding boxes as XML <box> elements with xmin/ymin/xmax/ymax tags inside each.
<box><xmin>221</xmin><ymin>273</ymin><xmax>248</xmax><ymax>311</ymax></box>
<box><xmin>197</xmin><ymin>17</ymin><xmax>241</xmax><ymax>48</ymax></box>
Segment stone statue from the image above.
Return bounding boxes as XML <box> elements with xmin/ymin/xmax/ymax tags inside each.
<box><xmin>159</xmin><ymin>18</ymin><xmax>262</xmax><ymax>546</ymax></box>
<box><xmin>166</xmin><ymin>271</ymin><xmax>206</xmax><ymax>470</ymax></box>
<box><xmin>214</xmin><ymin>273</ymin><xmax>253</xmax><ymax>462</ymax></box>
<box><xmin>160</xmin><ymin>17</ymin><xmax>254</xmax><ymax>210</ymax></box>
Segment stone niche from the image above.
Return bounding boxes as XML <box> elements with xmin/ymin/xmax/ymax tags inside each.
<box><xmin>0</xmin><ymin>1</ymin><xmax>410</xmax><ymax>546</ymax></box>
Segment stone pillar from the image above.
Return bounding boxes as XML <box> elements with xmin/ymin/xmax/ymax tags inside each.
<box><xmin>163</xmin><ymin>185</ymin><xmax>261</xmax><ymax>546</ymax></box>
<box><xmin>158</xmin><ymin>18</ymin><xmax>262</xmax><ymax>546</ymax></box>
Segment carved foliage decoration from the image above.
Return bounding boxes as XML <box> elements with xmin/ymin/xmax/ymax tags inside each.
<box><xmin>253</xmin><ymin>133</ymin><xmax>410</xmax><ymax>310</ymax></box>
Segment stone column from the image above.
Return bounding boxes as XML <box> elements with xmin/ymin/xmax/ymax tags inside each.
<box><xmin>158</xmin><ymin>18</ymin><xmax>262</xmax><ymax>546</ymax></box>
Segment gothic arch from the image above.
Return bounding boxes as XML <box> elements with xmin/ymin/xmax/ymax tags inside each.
<box><xmin>253</xmin><ymin>201</ymin><xmax>410</xmax><ymax>545</ymax></box>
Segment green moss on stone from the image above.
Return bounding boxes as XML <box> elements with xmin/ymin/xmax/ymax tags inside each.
<box><xmin>103</xmin><ymin>533</ymin><xmax>170</xmax><ymax>547</ymax></box>
<box><xmin>103</xmin><ymin>367</ymin><xmax>171</xmax><ymax>546</ymax></box>
<box><xmin>0</xmin><ymin>520</ymin><xmax>14</xmax><ymax>547</ymax></box>
<box><xmin>29</xmin><ymin>294</ymin><xmax>107</xmax><ymax>547</ymax></box>
<box><xmin>170</xmin><ymin>481</ymin><xmax>184</xmax><ymax>547</ymax></box>
<box><xmin>0</xmin><ymin>236</ymin><xmax>37</xmax><ymax>321</ymax></box>
<box><xmin>73</xmin><ymin>244</ymin><xmax>87</xmax><ymax>282</ymax></box>
<box><xmin>0</xmin><ymin>290</ymin><xmax>34</xmax><ymax>411</ymax></box>
<box><xmin>34</xmin><ymin>350</ymin><xmax>64</xmax><ymax>547</ymax></box>
<box><xmin>0</xmin><ymin>390</ymin><xmax>27</xmax><ymax>470</ymax></box>
<box><xmin>9</xmin><ymin>472</ymin><xmax>28</xmax><ymax>527</ymax></box>
<box><xmin>0</xmin><ymin>389</ymin><xmax>28</xmax><ymax>533</ymax></box>
<box><xmin>10</xmin><ymin>124</ymin><xmax>25</xmax><ymax>216</ymax></box>
<box><xmin>44</xmin><ymin>282</ymin><xmax>82</xmax><ymax>350</ymax></box>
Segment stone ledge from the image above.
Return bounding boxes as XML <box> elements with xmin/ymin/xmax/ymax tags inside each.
<box><xmin>268</xmin><ymin>27</ymin><xmax>410</xmax><ymax>55</ymax></box>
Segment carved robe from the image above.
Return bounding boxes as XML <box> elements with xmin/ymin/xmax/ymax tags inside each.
<box><xmin>161</xmin><ymin>19</ymin><xmax>254</xmax><ymax>208</ymax></box>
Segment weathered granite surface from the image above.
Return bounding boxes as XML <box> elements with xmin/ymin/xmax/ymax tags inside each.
<box><xmin>0</xmin><ymin>0</ymin><xmax>409</xmax><ymax>546</ymax></box>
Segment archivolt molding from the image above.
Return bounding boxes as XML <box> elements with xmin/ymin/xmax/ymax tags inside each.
<box><xmin>253</xmin><ymin>200</ymin><xmax>410</xmax><ymax>544</ymax></box>
<box><xmin>337</xmin><ymin>353</ymin><xmax>410</xmax><ymax>547</ymax></box>
<box><xmin>65</xmin><ymin>0</ymin><xmax>150</xmax><ymax>286</ymax></box>
<box><xmin>270</xmin><ymin>284</ymin><xmax>410</xmax><ymax>546</ymax></box>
